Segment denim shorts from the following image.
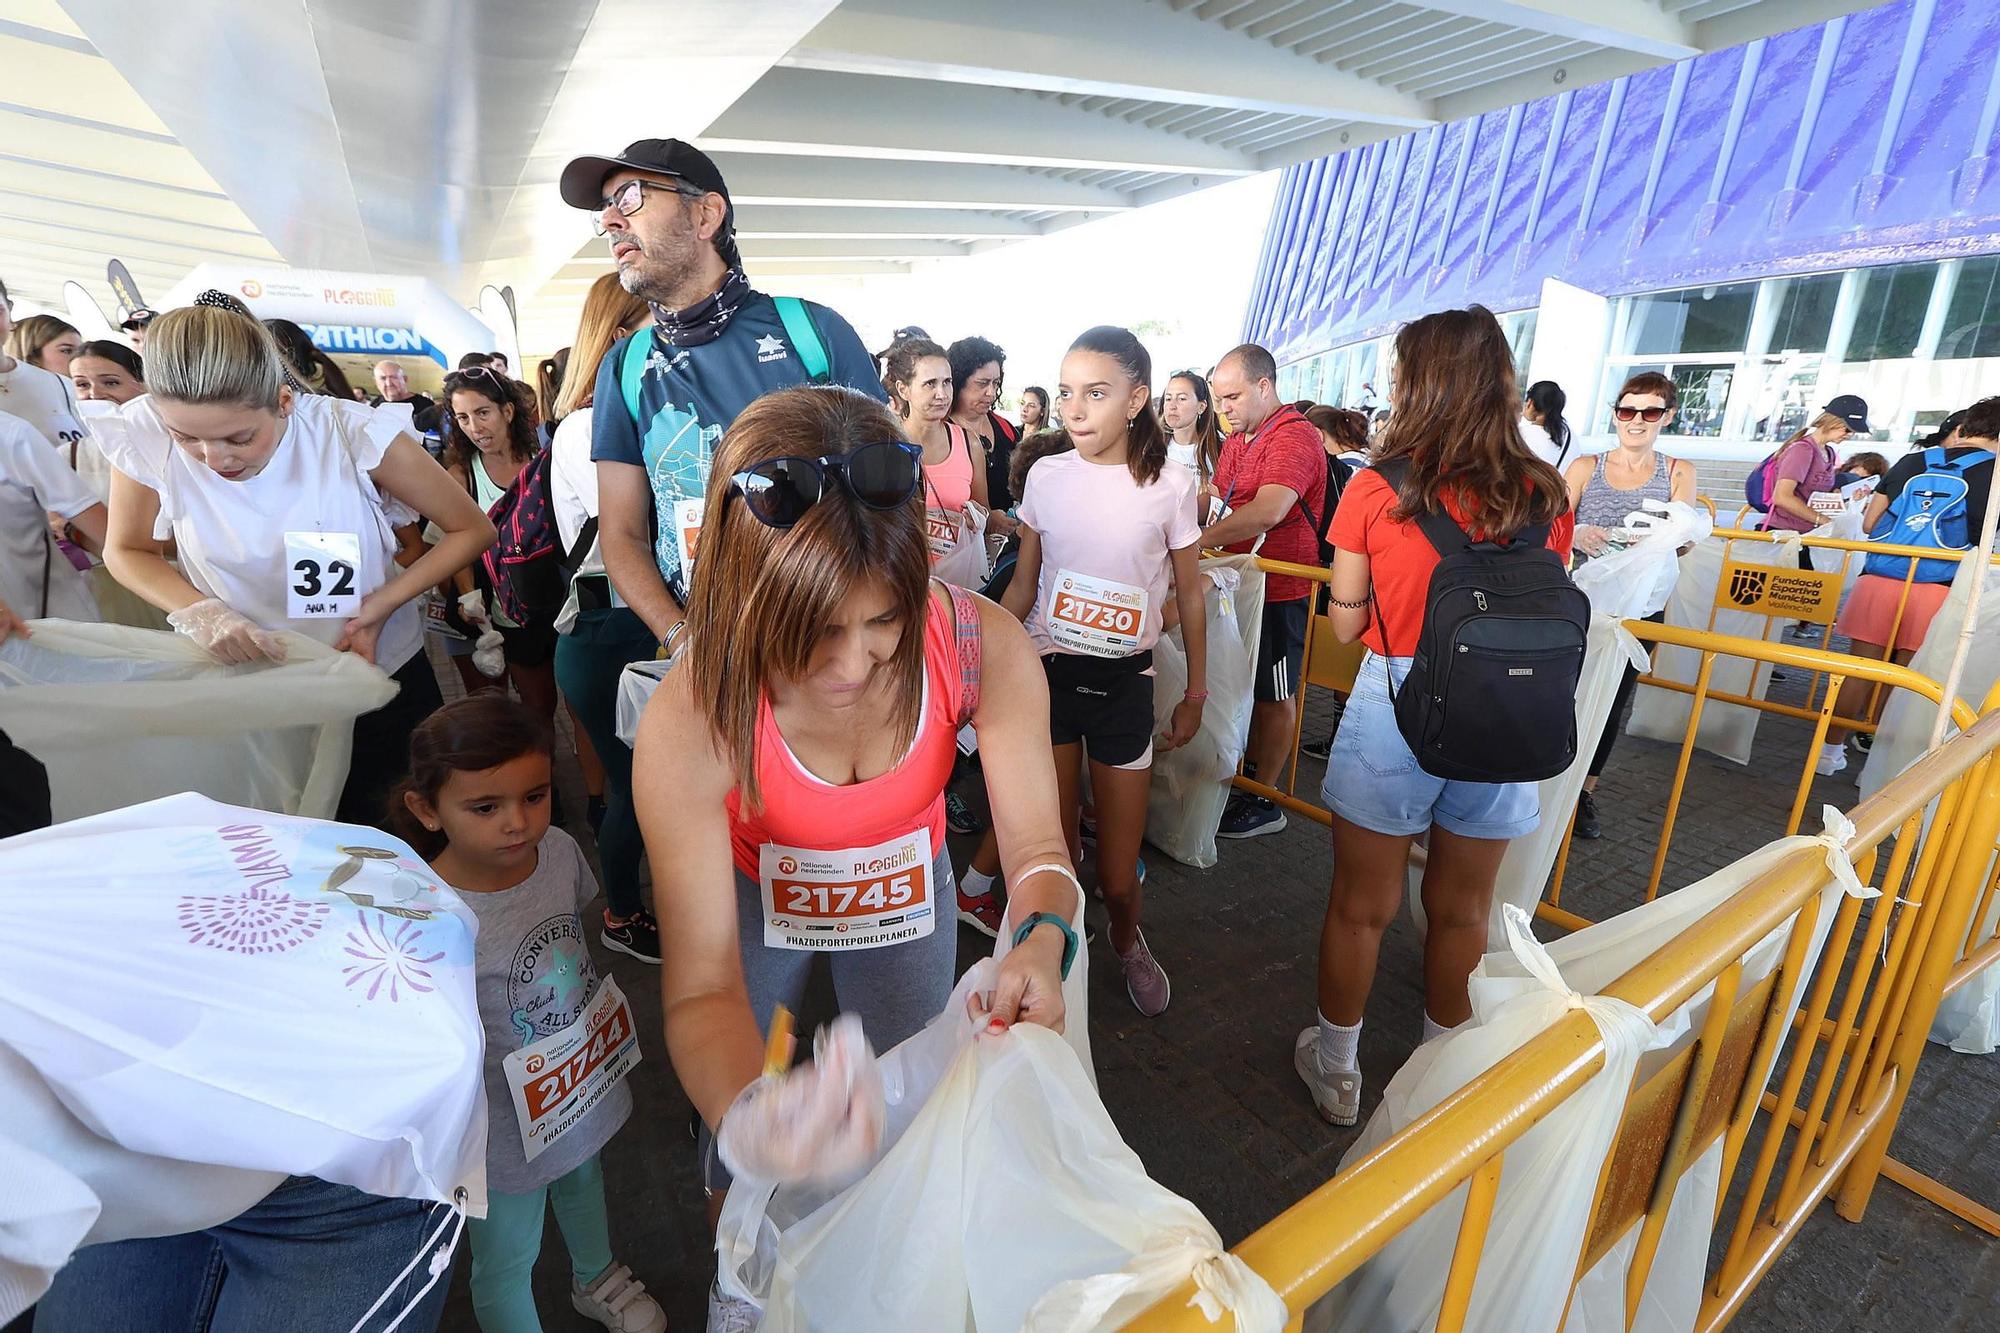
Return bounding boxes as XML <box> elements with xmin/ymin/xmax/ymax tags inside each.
<box><xmin>1321</xmin><ymin>652</ymin><xmax>1542</xmax><ymax>841</ymax></box>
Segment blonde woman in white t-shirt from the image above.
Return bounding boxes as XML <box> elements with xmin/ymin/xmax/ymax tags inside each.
<box><xmin>98</xmin><ymin>305</ymin><xmax>495</xmax><ymax>825</ymax></box>
<box><xmin>998</xmin><ymin>325</ymin><xmax>1208</xmax><ymax>1018</ymax></box>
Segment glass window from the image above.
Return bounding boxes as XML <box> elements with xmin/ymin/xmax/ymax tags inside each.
<box><xmin>1625</xmin><ymin>283</ymin><xmax>1758</xmax><ymax>355</ymax></box>
<box><xmin>1500</xmin><ymin>309</ymin><xmax>1539</xmax><ymax>382</ymax></box>
<box><xmin>1939</xmin><ymin>256</ymin><xmax>2000</xmax><ymax>360</ymax></box>
<box><xmin>1766</xmin><ymin>274</ymin><xmax>1842</xmax><ymax>354</ymax></box>
<box><xmin>1844</xmin><ymin>261</ymin><xmax>1936</xmax><ymax>361</ymax></box>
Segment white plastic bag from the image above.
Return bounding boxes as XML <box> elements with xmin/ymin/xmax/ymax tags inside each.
<box><xmin>1316</xmin><ymin>813</ymin><xmax>1873</xmax><ymax>1333</ymax></box>
<box><xmin>0</xmin><ymin>1129</ymin><xmax>103</xmax><ymax>1322</ymax></box>
<box><xmin>931</xmin><ymin>501</ymin><xmax>992</xmax><ymax>591</ymax></box>
<box><xmin>717</xmin><ymin>897</ymin><xmax>1280</xmax><ymax>1331</ymax></box>
<box><xmin>1411</xmin><ymin>616</ymin><xmax>1649</xmax><ymax>947</ymax></box>
<box><xmin>1627</xmin><ymin>531</ymin><xmax>1803</xmax><ymax>765</ymax></box>
<box><xmin>615</xmin><ymin>654</ymin><xmax>676</xmax><ymax>746</ymax></box>
<box><xmin>1570</xmin><ymin>501</ymin><xmax>1712</xmax><ymax>622</ymax></box>
<box><xmin>1148</xmin><ymin>555</ymin><xmax>1266</xmax><ymax>869</ymax></box>
<box><xmin>0</xmin><ymin>621</ymin><xmax>397</xmax><ymax>821</ymax></box>
<box><xmin>0</xmin><ymin>793</ymin><xmax>490</xmax><ymax>1224</ymax></box>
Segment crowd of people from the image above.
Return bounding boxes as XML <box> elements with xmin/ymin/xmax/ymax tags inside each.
<box><xmin>3</xmin><ymin>130</ymin><xmax>1998</xmax><ymax>1333</ymax></box>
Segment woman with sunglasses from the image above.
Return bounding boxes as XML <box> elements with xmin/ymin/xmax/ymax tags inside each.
<box><xmin>96</xmin><ymin>305</ymin><xmax>494</xmax><ymax>826</ymax></box>
<box><xmin>633</xmin><ymin>385</ymin><xmax>1079</xmax><ymax>1327</ymax></box>
<box><xmin>1562</xmin><ymin>371</ymin><xmax>1696</xmax><ymax>839</ymax></box>
<box><xmin>436</xmin><ymin>366</ymin><xmax>562</xmax><ymax>731</ymax></box>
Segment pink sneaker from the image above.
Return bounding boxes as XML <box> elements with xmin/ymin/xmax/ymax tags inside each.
<box><xmin>957</xmin><ymin>889</ymin><xmax>1003</xmax><ymax>939</ymax></box>
<box><xmin>1118</xmin><ymin>929</ymin><xmax>1171</xmax><ymax>1017</ymax></box>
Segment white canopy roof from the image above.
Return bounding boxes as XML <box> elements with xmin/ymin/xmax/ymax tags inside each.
<box><xmin>3</xmin><ymin>0</ymin><xmax>1866</xmax><ymax>352</ymax></box>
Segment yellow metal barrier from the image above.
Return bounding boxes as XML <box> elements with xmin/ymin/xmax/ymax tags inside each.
<box><xmin>1131</xmin><ymin>706</ymin><xmax>2000</xmax><ymax>1331</ymax></box>
<box><xmin>1541</xmin><ymin>622</ymin><xmax>1980</xmax><ymax>916</ymax></box>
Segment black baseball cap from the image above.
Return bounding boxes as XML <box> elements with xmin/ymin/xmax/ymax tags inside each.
<box><xmin>119</xmin><ymin>307</ymin><xmax>157</xmax><ymax>330</ymax></box>
<box><xmin>559</xmin><ymin>138</ymin><xmax>729</xmax><ymax>211</ymax></box>
<box><xmin>1823</xmin><ymin>394</ymin><xmax>1871</xmax><ymax>434</ymax></box>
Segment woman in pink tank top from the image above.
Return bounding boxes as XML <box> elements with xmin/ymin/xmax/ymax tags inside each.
<box><xmin>883</xmin><ymin>336</ymin><xmax>1017</xmax><ymax>560</ymax></box>
<box><xmin>632</xmin><ymin>386</ymin><xmax>1080</xmax><ymax>1295</ymax></box>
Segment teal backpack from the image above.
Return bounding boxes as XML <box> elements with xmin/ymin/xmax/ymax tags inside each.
<box><xmin>618</xmin><ymin>295</ymin><xmax>830</xmax><ymax>422</ymax></box>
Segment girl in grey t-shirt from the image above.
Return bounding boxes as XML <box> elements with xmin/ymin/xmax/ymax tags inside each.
<box><xmin>395</xmin><ymin>694</ymin><xmax>665</xmax><ymax>1333</ymax></box>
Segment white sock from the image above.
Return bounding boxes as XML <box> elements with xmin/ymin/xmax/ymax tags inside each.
<box><xmin>1421</xmin><ymin>1013</ymin><xmax>1462</xmax><ymax>1044</ymax></box>
<box><xmin>1821</xmin><ymin>741</ymin><xmax>1847</xmax><ymax>760</ymax></box>
<box><xmin>960</xmin><ymin>868</ymin><xmax>996</xmax><ymax>900</ymax></box>
<box><xmin>1317</xmin><ymin>1012</ymin><xmax>1361</xmax><ymax>1073</ymax></box>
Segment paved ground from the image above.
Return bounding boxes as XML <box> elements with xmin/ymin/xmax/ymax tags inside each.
<box><xmin>433</xmin><ymin>630</ymin><xmax>2000</xmax><ymax>1331</ymax></box>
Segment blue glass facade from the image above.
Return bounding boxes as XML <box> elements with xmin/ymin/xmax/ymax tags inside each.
<box><xmin>1247</xmin><ymin>0</ymin><xmax>2000</xmax><ymax>447</ymax></box>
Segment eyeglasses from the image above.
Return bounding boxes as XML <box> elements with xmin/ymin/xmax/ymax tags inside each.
<box><xmin>451</xmin><ymin>365</ymin><xmax>510</xmax><ymax>392</ymax></box>
<box><xmin>1613</xmin><ymin>405</ymin><xmax>1670</xmax><ymax>423</ymax></box>
<box><xmin>590</xmin><ymin>178</ymin><xmax>698</xmax><ymax>235</ymax></box>
<box><xmin>727</xmin><ymin>441</ymin><xmax>923</xmax><ymax>530</ymax></box>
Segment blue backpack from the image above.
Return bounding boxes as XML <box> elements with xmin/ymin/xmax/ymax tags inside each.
<box><xmin>1862</xmin><ymin>446</ymin><xmax>1997</xmax><ymax>583</ymax></box>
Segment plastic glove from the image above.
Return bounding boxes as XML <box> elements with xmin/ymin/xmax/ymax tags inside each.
<box><xmin>717</xmin><ymin>1013</ymin><xmax>885</xmax><ymax>1185</ymax></box>
<box><xmin>471</xmin><ymin>628</ymin><xmax>506</xmax><ymax>679</ymax></box>
<box><xmin>167</xmin><ymin>598</ymin><xmax>287</xmax><ymax>664</ymax></box>
<box><xmin>457</xmin><ymin>589</ymin><xmax>490</xmax><ymax>628</ymax></box>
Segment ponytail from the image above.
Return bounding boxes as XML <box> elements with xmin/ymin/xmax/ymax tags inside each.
<box><xmin>1525</xmin><ymin>380</ymin><xmax>1571</xmax><ymax>460</ymax></box>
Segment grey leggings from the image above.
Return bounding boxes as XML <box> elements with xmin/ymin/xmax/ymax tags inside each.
<box><xmin>699</xmin><ymin>849</ymin><xmax>960</xmax><ymax>1189</ymax></box>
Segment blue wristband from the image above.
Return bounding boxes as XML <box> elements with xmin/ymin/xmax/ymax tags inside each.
<box><xmin>1011</xmin><ymin>911</ymin><xmax>1078</xmax><ymax>982</ymax></box>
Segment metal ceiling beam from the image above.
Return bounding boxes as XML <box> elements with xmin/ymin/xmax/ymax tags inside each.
<box><xmin>782</xmin><ymin>0</ymin><xmax>1435</xmax><ymax>127</ymax></box>
<box><xmin>58</xmin><ymin>0</ymin><xmax>373</xmax><ymax>268</ymax></box>
<box><xmin>707</xmin><ymin>152</ymin><xmax>1136</xmax><ymax>212</ymax></box>
<box><xmin>706</xmin><ymin>68</ymin><xmax>1262</xmax><ymax>176</ymax></box>
<box><xmin>1406</xmin><ymin>0</ymin><xmax>1700</xmax><ymax>60</ymax></box>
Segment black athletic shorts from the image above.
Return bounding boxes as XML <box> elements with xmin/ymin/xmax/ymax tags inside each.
<box><xmin>1043</xmin><ymin>651</ymin><xmax>1156</xmax><ymax>768</ymax></box>
<box><xmin>1255</xmin><ymin>598</ymin><xmax>1309</xmax><ymax>703</ymax></box>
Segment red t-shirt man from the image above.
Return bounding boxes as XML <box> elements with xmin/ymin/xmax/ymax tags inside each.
<box><xmin>1211</xmin><ymin>403</ymin><xmax>1328</xmax><ymax>604</ymax></box>
<box><xmin>1331</xmin><ymin>467</ymin><xmax>1575</xmax><ymax>658</ymax></box>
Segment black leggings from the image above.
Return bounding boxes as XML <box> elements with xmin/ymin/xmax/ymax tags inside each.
<box><xmin>1589</xmin><ymin>609</ymin><xmax>1667</xmax><ymax>779</ymax></box>
<box><xmin>336</xmin><ymin>652</ymin><xmax>445</xmax><ymax>828</ymax></box>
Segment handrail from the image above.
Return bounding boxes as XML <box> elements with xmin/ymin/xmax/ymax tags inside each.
<box><xmin>1133</xmin><ymin>707</ymin><xmax>2000</xmax><ymax>1330</ymax></box>
<box><xmin>1707</xmin><ymin>524</ymin><xmax>2000</xmax><ymax>566</ymax></box>
<box><xmin>1632</xmin><ymin>620</ymin><xmax>1979</xmax><ymax>731</ymax></box>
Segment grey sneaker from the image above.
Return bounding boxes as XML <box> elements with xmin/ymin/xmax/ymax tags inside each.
<box><xmin>571</xmin><ymin>1263</ymin><xmax>667</xmax><ymax>1333</ymax></box>
<box><xmin>708</xmin><ymin>1282</ymin><xmax>761</xmax><ymax>1333</ymax></box>
<box><xmin>1118</xmin><ymin>929</ymin><xmax>1171</xmax><ymax>1017</ymax></box>
<box><xmin>1294</xmin><ymin>1026</ymin><xmax>1362</xmax><ymax>1126</ymax></box>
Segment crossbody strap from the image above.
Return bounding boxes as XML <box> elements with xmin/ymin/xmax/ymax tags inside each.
<box><xmin>944</xmin><ymin>582</ymin><xmax>982</xmax><ymax>726</ymax></box>
<box><xmin>774</xmin><ymin>296</ymin><xmax>830</xmax><ymax>384</ymax></box>
<box><xmin>619</xmin><ymin>332</ymin><xmax>648</xmax><ymax>424</ymax></box>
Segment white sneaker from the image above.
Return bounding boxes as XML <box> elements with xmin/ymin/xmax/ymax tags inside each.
<box><xmin>1816</xmin><ymin>743</ymin><xmax>1849</xmax><ymax>777</ymax></box>
<box><xmin>708</xmin><ymin>1282</ymin><xmax>762</xmax><ymax>1333</ymax></box>
<box><xmin>1294</xmin><ymin>1027</ymin><xmax>1362</xmax><ymax>1126</ymax></box>
<box><xmin>572</xmin><ymin>1262</ymin><xmax>667</xmax><ymax>1333</ymax></box>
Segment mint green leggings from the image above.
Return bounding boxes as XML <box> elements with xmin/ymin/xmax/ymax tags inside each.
<box><xmin>467</xmin><ymin>1154</ymin><xmax>613</xmax><ymax>1332</ymax></box>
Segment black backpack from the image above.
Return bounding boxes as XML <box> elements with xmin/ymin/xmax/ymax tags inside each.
<box><xmin>1372</xmin><ymin>459</ymin><xmax>1590</xmax><ymax>783</ymax></box>
<box><xmin>1303</xmin><ymin>453</ymin><xmax>1355</xmax><ymax>565</ymax></box>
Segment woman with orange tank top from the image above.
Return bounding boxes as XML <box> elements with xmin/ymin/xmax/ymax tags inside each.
<box><xmin>632</xmin><ymin>385</ymin><xmax>1080</xmax><ymax>1329</ymax></box>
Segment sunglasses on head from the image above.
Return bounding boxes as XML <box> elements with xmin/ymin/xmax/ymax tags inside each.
<box><xmin>727</xmin><ymin>440</ymin><xmax>923</xmax><ymax>530</ymax></box>
<box><xmin>1613</xmin><ymin>404</ymin><xmax>1670</xmax><ymax>423</ymax></box>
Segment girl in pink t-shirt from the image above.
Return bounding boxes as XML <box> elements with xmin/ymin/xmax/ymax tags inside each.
<box><xmin>994</xmin><ymin>325</ymin><xmax>1208</xmax><ymax>1017</ymax></box>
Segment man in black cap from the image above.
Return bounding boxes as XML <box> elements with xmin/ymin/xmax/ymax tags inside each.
<box><xmin>118</xmin><ymin>307</ymin><xmax>155</xmax><ymax>352</ymax></box>
<box><xmin>561</xmin><ymin>138</ymin><xmax>886</xmax><ymax>654</ymax></box>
